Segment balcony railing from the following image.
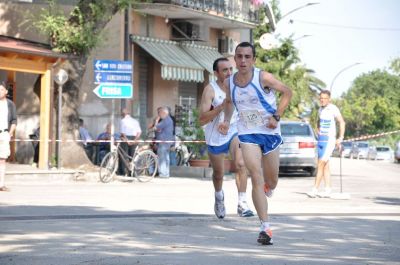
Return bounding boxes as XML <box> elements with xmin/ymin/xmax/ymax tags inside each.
<box><xmin>149</xmin><ymin>0</ymin><xmax>260</xmax><ymax>24</ymax></box>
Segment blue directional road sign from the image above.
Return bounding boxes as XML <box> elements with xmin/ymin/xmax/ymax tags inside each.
<box><xmin>93</xmin><ymin>83</ymin><xmax>133</xmax><ymax>99</ymax></box>
<box><xmin>94</xmin><ymin>60</ymin><xmax>132</xmax><ymax>72</ymax></box>
<box><xmin>94</xmin><ymin>72</ymin><xmax>132</xmax><ymax>84</ymax></box>
<box><xmin>93</xmin><ymin>59</ymin><xmax>133</xmax><ymax>99</ymax></box>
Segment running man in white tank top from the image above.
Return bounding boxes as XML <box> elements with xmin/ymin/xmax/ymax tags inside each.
<box><xmin>199</xmin><ymin>58</ymin><xmax>254</xmax><ymax>219</ymax></box>
<box><xmin>220</xmin><ymin>42</ymin><xmax>292</xmax><ymax>245</ymax></box>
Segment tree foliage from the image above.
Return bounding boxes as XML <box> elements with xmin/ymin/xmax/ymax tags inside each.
<box><xmin>29</xmin><ymin>0</ymin><xmax>137</xmax><ymax>166</ymax></box>
<box><xmin>33</xmin><ymin>0</ymin><xmax>136</xmax><ymax>55</ymax></box>
<box><xmin>338</xmin><ymin>69</ymin><xmax>400</xmax><ymax>137</ymax></box>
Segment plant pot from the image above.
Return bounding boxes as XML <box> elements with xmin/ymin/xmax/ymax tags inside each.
<box><xmin>189</xmin><ymin>159</ymin><xmax>211</xmax><ymax>168</ymax></box>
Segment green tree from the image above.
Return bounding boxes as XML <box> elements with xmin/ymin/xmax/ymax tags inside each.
<box><xmin>338</xmin><ymin>69</ymin><xmax>400</xmax><ymax>138</ymax></box>
<box><xmin>390</xmin><ymin>58</ymin><xmax>400</xmax><ymax>75</ymax></box>
<box><xmin>254</xmin><ymin>0</ymin><xmax>325</xmax><ymax>121</ymax></box>
<box><xmin>31</xmin><ymin>0</ymin><xmax>137</xmax><ymax>166</ymax></box>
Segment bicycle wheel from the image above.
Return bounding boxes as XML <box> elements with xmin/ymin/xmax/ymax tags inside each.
<box><xmin>133</xmin><ymin>150</ymin><xmax>158</xmax><ymax>182</ymax></box>
<box><xmin>99</xmin><ymin>151</ymin><xmax>118</xmax><ymax>183</ymax></box>
<box><xmin>176</xmin><ymin>150</ymin><xmax>183</xmax><ymax>166</ymax></box>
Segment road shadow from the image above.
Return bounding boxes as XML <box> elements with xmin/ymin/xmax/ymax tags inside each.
<box><xmin>373</xmin><ymin>196</ymin><xmax>400</xmax><ymax>206</ymax></box>
<box><xmin>0</xmin><ymin>204</ymin><xmax>399</xmax><ymax>265</ymax></box>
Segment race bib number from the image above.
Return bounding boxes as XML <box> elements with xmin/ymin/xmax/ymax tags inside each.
<box><xmin>240</xmin><ymin>110</ymin><xmax>264</xmax><ymax>129</ymax></box>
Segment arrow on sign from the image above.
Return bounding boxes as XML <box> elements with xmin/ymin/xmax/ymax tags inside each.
<box><xmin>95</xmin><ymin>60</ymin><xmax>102</xmax><ymax>71</ymax></box>
<box><xmin>93</xmin><ymin>83</ymin><xmax>133</xmax><ymax>99</ymax></box>
<box><xmin>95</xmin><ymin>72</ymin><xmax>102</xmax><ymax>83</ymax></box>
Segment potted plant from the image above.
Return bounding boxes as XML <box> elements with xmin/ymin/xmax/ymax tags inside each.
<box><xmin>180</xmin><ymin>108</ymin><xmax>210</xmax><ymax>167</ymax></box>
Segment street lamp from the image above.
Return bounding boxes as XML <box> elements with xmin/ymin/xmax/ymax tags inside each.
<box><xmin>329</xmin><ymin>62</ymin><xmax>362</xmax><ymax>92</ymax></box>
<box><xmin>54</xmin><ymin>69</ymin><xmax>68</xmax><ymax>169</ymax></box>
<box><xmin>280</xmin><ymin>2</ymin><xmax>320</xmax><ymax>21</ymax></box>
<box><xmin>261</xmin><ymin>3</ymin><xmax>319</xmax><ymax>50</ymax></box>
<box><xmin>293</xmin><ymin>34</ymin><xmax>312</xmax><ymax>42</ymax></box>
<box><xmin>265</xmin><ymin>2</ymin><xmax>320</xmax><ymax>32</ymax></box>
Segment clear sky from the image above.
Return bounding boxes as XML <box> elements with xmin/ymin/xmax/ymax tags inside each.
<box><xmin>274</xmin><ymin>0</ymin><xmax>400</xmax><ymax>98</ymax></box>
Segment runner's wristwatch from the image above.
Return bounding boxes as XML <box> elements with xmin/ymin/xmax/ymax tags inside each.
<box><xmin>272</xmin><ymin>114</ymin><xmax>281</xmax><ymax>122</ymax></box>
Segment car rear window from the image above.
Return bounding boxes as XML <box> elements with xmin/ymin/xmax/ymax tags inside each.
<box><xmin>377</xmin><ymin>147</ymin><xmax>390</xmax><ymax>152</ymax></box>
<box><xmin>281</xmin><ymin>123</ymin><xmax>311</xmax><ymax>136</ymax></box>
<box><xmin>343</xmin><ymin>142</ymin><xmax>352</xmax><ymax>147</ymax></box>
<box><xmin>357</xmin><ymin>143</ymin><xmax>369</xmax><ymax>148</ymax></box>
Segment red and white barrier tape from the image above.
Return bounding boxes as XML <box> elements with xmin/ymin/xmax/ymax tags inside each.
<box><xmin>343</xmin><ymin>129</ymin><xmax>400</xmax><ymax>142</ymax></box>
<box><xmin>3</xmin><ymin>129</ymin><xmax>399</xmax><ymax>144</ymax></box>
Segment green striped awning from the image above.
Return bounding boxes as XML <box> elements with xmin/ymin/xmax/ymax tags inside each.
<box><xmin>180</xmin><ymin>42</ymin><xmax>223</xmax><ymax>75</ymax></box>
<box><xmin>131</xmin><ymin>35</ymin><xmax>204</xmax><ymax>82</ymax></box>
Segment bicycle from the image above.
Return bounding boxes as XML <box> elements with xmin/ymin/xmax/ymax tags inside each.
<box><xmin>99</xmin><ymin>141</ymin><xmax>158</xmax><ymax>183</ymax></box>
<box><xmin>175</xmin><ymin>138</ymin><xmax>195</xmax><ymax>166</ymax></box>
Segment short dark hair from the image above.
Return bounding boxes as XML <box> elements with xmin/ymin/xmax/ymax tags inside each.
<box><xmin>235</xmin><ymin>41</ymin><xmax>256</xmax><ymax>58</ymax></box>
<box><xmin>0</xmin><ymin>81</ymin><xmax>7</xmax><ymax>89</ymax></box>
<box><xmin>213</xmin><ymin>57</ymin><xmax>229</xmax><ymax>72</ymax></box>
<box><xmin>320</xmin><ymin>90</ymin><xmax>331</xmax><ymax>97</ymax></box>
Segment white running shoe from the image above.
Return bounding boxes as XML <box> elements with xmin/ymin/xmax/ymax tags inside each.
<box><xmin>214</xmin><ymin>192</ymin><xmax>226</xmax><ymax>219</ymax></box>
<box><xmin>237</xmin><ymin>201</ymin><xmax>254</xmax><ymax>217</ymax></box>
<box><xmin>306</xmin><ymin>187</ymin><xmax>318</xmax><ymax>198</ymax></box>
<box><xmin>317</xmin><ymin>188</ymin><xmax>332</xmax><ymax>198</ymax></box>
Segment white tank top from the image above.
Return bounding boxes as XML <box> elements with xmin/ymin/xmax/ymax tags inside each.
<box><xmin>204</xmin><ymin>81</ymin><xmax>238</xmax><ymax>146</ymax></box>
<box><xmin>229</xmin><ymin>68</ymin><xmax>281</xmax><ymax>136</ymax></box>
<box><xmin>318</xmin><ymin>103</ymin><xmax>341</xmax><ymax>139</ymax></box>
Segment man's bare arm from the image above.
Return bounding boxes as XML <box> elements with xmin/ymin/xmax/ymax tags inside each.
<box><xmin>199</xmin><ymin>84</ymin><xmax>224</xmax><ymax>126</ymax></box>
<box><xmin>262</xmin><ymin>72</ymin><xmax>292</xmax><ymax>117</ymax></box>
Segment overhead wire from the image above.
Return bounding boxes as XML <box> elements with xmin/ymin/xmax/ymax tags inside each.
<box><xmin>290</xmin><ymin>19</ymin><xmax>400</xmax><ymax>32</ymax></box>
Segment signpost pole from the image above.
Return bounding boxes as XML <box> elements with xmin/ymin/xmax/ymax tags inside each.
<box><xmin>111</xmin><ymin>99</ymin><xmax>115</xmax><ymax>152</ymax></box>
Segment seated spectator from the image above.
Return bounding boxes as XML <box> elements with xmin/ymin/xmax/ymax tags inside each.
<box><xmin>96</xmin><ymin>123</ymin><xmax>120</xmax><ymax>164</ymax></box>
<box><xmin>79</xmin><ymin>118</ymin><xmax>94</xmax><ymax>162</ymax></box>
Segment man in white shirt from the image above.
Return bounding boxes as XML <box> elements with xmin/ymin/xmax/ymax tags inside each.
<box><xmin>119</xmin><ymin>108</ymin><xmax>142</xmax><ymax>175</ymax></box>
<box><xmin>307</xmin><ymin>90</ymin><xmax>345</xmax><ymax>198</ymax></box>
<box><xmin>0</xmin><ymin>81</ymin><xmax>17</xmax><ymax>191</ymax></box>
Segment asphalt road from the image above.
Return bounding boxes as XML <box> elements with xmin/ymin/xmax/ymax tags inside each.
<box><xmin>0</xmin><ymin>158</ymin><xmax>399</xmax><ymax>265</ymax></box>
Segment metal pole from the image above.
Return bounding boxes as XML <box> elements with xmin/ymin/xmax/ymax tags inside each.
<box><xmin>330</xmin><ymin>62</ymin><xmax>362</xmax><ymax>92</ymax></box>
<box><xmin>340</xmin><ymin>150</ymin><xmax>343</xmax><ymax>193</ymax></box>
<box><xmin>111</xmin><ymin>99</ymin><xmax>115</xmax><ymax>152</ymax></box>
<box><xmin>57</xmin><ymin>84</ymin><xmax>62</xmax><ymax>169</ymax></box>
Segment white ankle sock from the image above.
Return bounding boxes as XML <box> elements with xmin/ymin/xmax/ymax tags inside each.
<box><xmin>215</xmin><ymin>190</ymin><xmax>224</xmax><ymax>200</ymax></box>
<box><xmin>260</xmin><ymin>221</ymin><xmax>270</xmax><ymax>231</ymax></box>
<box><xmin>238</xmin><ymin>192</ymin><xmax>246</xmax><ymax>203</ymax></box>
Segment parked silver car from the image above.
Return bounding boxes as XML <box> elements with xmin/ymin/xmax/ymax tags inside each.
<box><xmin>279</xmin><ymin>121</ymin><xmax>317</xmax><ymax>176</ymax></box>
<box><xmin>350</xmin><ymin>141</ymin><xmax>369</xmax><ymax>159</ymax></box>
<box><xmin>368</xmin><ymin>146</ymin><xmax>394</xmax><ymax>161</ymax></box>
<box><xmin>333</xmin><ymin>141</ymin><xmax>352</xmax><ymax>158</ymax></box>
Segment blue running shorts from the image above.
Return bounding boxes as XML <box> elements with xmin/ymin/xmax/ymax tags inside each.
<box><xmin>317</xmin><ymin>135</ymin><xmax>335</xmax><ymax>161</ymax></box>
<box><xmin>207</xmin><ymin>133</ymin><xmax>238</xmax><ymax>155</ymax></box>
<box><xmin>238</xmin><ymin>134</ymin><xmax>283</xmax><ymax>155</ymax></box>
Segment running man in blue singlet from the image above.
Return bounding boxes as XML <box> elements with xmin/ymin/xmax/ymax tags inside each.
<box><xmin>220</xmin><ymin>42</ymin><xmax>292</xmax><ymax>245</ymax></box>
<box><xmin>199</xmin><ymin>58</ymin><xmax>254</xmax><ymax>219</ymax></box>
<box><xmin>307</xmin><ymin>90</ymin><xmax>345</xmax><ymax>198</ymax></box>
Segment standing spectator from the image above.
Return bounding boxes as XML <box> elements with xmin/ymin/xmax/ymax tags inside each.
<box><xmin>0</xmin><ymin>81</ymin><xmax>17</xmax><ymax>192</ymax></box>
<box><xmin>153</xmin><ymin>106</ymin><xmax>174</xmax><ymax>178</ymax></box>
<box><xmin>167</xmin><ymin>106</ymin><xmax>177</xmax><ymax>166</ymax></box>
<box><xmin>119</xmin><ymin>108</ymin><xmax>142</xmax><ymax>175</ymax></box>
<box><xmin>79</xmin><ymin>118</ymin><xmax>94</xmax><ymax>162</ymax></box>
<box><xmin>307</xmin><ymin>90</ymin><xmax>345</xmax><ymax>198</ymax></box>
